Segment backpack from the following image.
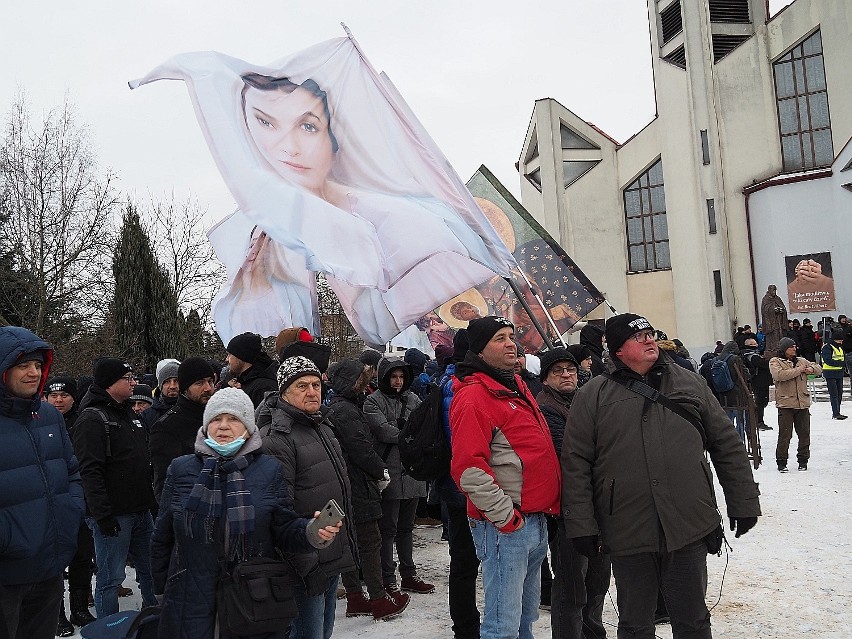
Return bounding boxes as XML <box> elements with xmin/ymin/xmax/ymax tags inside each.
<box><xmin>710</xmin><ymin>354</ymin><xmax>735</xmax><ymax>393</ymax></box>
<box><xmin>398</xmin><ymin>381</ymin><xmax>450</xmax><ymax>481</ymax></box>
<box><xmin>81</xmin><ymin>606</ymin><xmax>159</xmax><ymax>639</ymax></box>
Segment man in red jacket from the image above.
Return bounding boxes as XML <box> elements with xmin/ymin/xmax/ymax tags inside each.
<box><xmin>450</xmin><ymin>316</ymin><xmax>561</xmax><ymax>639</ymax></box>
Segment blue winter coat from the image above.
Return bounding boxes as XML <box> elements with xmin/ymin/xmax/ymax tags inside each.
<box><xmin>0</xmin><ymin>326</ymin><xmax>84</xmax><ymax>585</ymax></box>
<box><xmin>151</xmin><ymin>450</ymin><xmax>317</xmax><ymax>639</ymax></box>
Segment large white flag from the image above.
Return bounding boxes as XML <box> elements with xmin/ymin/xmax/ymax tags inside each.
<box><xmin>130</xmin><ymin>31</ymin><xmax>516</xmax><ymax>345</ymax></box>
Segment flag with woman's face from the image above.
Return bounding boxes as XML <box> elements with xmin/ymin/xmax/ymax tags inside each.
<box><xmin>129</xmin><ymin>30</ymin><xmax>517</xmax><ymax>346</ymax></box>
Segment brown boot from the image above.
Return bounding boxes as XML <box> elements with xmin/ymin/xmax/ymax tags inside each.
<box><xmin>401</xmin><ymin>575</ymin><xmax>435</xmax><ymax>594</ymax></box>
<box><xmin>345</xmin><ymin>591</ymin><xmax>373</xmax><ymax>617</ymax></box>
<box><xmin>370</xmin><ymin>592</ymin><xmax>409</xmax><ymax>621</ymax></box>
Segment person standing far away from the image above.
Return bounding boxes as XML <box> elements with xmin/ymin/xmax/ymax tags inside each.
<box><xmin>141</xmin><ymin>358</ymin><xmax>180</xmax><ymax>431</ymax></box>
<box><xmin>128</xmin><ymin>383</ymin><xmax>154</xmax><ymax>415</ymax></box>
<box><xmin>820</xmin><ymin>330</ymin><xmax>847</xmax><ymax>421</ymax></box>
<box><xmin>449</xmin><ymin>316</ymin><xmax>561</xmax><ymax>639</ymax></box>
<box><xmin>740</xmin><ymin>338</ymin><xmax>774</xmax><ymax>431</ymax></box>
<box><xmin>838</xmin><ymin>315</ymin><xmax>852</xmax><ymax>399</ymax></box>
<box><xmin>562</xmin><ymin>313</ymin><xmax>761</xmax><ymax>638</ymax></box>
<box><xmin>226</xmin><ymin>332</ymin><xmax>278</xmax><ymax>408</ymax></box>
<box><xmin>73</xmin><ymin>357</ymin><xmax>158</xmax><ymax>617</ymax></box>
<box><xmin>0</xmin><ymin>327</ymin><xmax>85</xmax><ymax>639</ymax></box>
<box><xmin>536</xmin><ymin>348</ymin><xmax>611</xmax><ymax>639</ymax></box>
<box><xmin>770</xmin><ymin>337</ymin><xmax>821</xmax><ymax>471</ymax></box>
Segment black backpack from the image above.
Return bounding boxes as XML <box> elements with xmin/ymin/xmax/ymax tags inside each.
<box><xmin>398</xmin><ymin>382</ymin><xmax>450</xmax><ymax>481</ymax></box>
<box><xmin>710</xmin><ymin>354</ymin><xmax>735</xmax><ymax>393</ymax></box>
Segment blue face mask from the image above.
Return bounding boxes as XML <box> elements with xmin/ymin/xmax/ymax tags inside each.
<box><xmin>204</xmin><ymin>436</ymin><xmax>246</xmax><ymax>458</ymax></box>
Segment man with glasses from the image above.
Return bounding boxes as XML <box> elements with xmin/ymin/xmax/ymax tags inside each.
<box><xmin>562</xmin><ymin>314</ymin><xmax>761</xmax><ymax>639</ymax></box>
<box><xmin>537</xmin><ymin>348</ymin><xmax>610</xmax><ymax>639</ymax></box>
<box><xmin>73</xmin><ymin>358</ymin><xmax>157</xmax><ymax>618</ymax></box>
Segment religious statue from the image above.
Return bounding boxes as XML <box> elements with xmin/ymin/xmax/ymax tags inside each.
<box><xmin>760</xmin><ymin>284</ymin><xmax>789</xmax><ymax>355</ymax></box>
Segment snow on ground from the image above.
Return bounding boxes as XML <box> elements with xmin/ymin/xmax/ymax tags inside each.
<box><xmin>70</xmin><ymin>400</ymin><xmax>851</xmax><ymax>638</ymax></box>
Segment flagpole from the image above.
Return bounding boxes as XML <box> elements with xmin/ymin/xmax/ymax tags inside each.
<box><xmin>514</xmin><ymin>269</ymin><xmax>569</xmax><ymax>348</ymax></box>
<box><xmin>505</xmin><ymin>277</ymin><xmax>555</xmax><ymax>350</ymax></box>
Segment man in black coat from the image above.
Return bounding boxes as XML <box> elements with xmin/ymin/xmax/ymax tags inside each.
<box><xmin>226</xmin><ymin>332</ymin><xmax>278</xmax><ymax>407</ymax></box>
<box><xmin>73</xmin><ymin>358</ymin><xmax>157</xmax><ymax>618</ymax></box>
<box><xmin>148</xmin><ymin>358</ymin><xmax>215</xmax><ymax>503</ymax></box>
<box><xmin>141</xmin><ymin>358</ymin><xmax>180</xmax><ymax>430</ymax></box>
<box><xmin>741</xmin><ymin>338</ymin><xmax>774</xmax><ymax>431</ymax></box>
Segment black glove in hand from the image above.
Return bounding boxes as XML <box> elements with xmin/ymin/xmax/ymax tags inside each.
<box><xmin>571</xmin><ymin>535</ymin><xmax>599</xmax><ymax>558</ymax></box>
<box><xmin>396</xmin><ymin>417</ymin><xmax>406</xmax><ymax>429</ymax></box>
<box><xmin>303</xmin><ymin>566</ymin><xmax>328</xmax><ymax>598</ymax></box>
<box><xmin>729</xmin><ymin>516</ymin><xmax>757</xmax><ymax>538</ymax></box>
<box><xmin>97</xmin><ymin>516</ymin><xmax>121</xmax><ymax>537</ymax></box>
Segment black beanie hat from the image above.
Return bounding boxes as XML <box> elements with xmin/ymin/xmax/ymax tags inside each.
<box><xmin>453</xmin><ymin>329</ymin><xmax>470</xmax><ymax>362</ymax></box>
<box><xmin>226</xmin><ymin>332</ymin><xmax>262</xmax><ymax>364</ymax></box>
<box><xmin>279</xmin><ymin>340</ymin><xmax>332</xmax><ymax>374</ymax></box>
<box><xmin>45</xmin><ymin>375</ymin><xmax>78</xmax><ymax>399</ymax></box>
<box><xmin>604</xmin><ymin>313</ymin><xmax>654</xmax><ymax>353</ymax></box>
<box><xmin>359</xmin><ymin>349</ymin><xmax>382</xmax><ymax>367</ymax></box>
<box><xmin>129</xmin><ymin>384</ymin><xmax>154</xmax><ymax>405</ymax></box>
<box><xmin>178</xmin><ymin>357</ymin><xmax>216</xmax><ymax>393</ymax></box>
<box><xmin>467</xmin><ymin>316</ymin><xmax>514</xmax><ymax>354</ymax></box>
<box><xmin>94</xmin><ymin>358</ymin><xmax>132</xmax><ymax>389</ymax></box>
<box><xmin>539</xmin><ymin>348</ymin><xmax>579</xmax><ymax>382</ymax></box>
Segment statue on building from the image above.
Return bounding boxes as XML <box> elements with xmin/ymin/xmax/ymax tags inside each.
<box><xmin>760</xmin><ymin>284</ymin><xmax>788</xmax><ymax>355</ymax></box>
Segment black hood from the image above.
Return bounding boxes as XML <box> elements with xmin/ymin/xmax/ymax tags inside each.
<box><xmin>580</xmin><ymin>323</ymin><xmax>605</xmax><ymax>358</ymax></box>
<box><xmin>377</xmin><ymin>357</ymin><xmax>413</xmax><ymax>395</ymax></box>
<box><xmin>328</xmin><ymin>359</ymin><xmax>367</xmax><ymax>399</ymax></box>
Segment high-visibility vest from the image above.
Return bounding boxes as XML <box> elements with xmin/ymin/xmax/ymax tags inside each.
<box><xmin>823</xmin><ymin>344</ymin><xmax>844</xmax><ymax>370</ymax></box>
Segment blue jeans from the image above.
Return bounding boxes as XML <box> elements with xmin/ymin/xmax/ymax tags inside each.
<box><xmin>469</xmin><ymin>513</ymin><xmax>548</xmax><ymax>639</ymax></box>
<box><xmin>725</xmin><ymin>409</ymin><xmax>747</xmax><ymax>443</ymax></box>
<box><xmin>825</xmin><ymin>375</ymin><xmax>844</xmax><ymax>417</ymax></box>
<box><xmin>289</xmin><ymin>573</ymin><xmax>339</xmax><ymax>639</ymax></box>
<box><xmin>87</xmin><ymin>512</ymin><xmax>156</xmax><ymax>617</ymax></box>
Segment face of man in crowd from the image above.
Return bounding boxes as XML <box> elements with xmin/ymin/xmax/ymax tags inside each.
<box><xmin>283</xmin><ymin>375</ymin><xmax>322</xmax><ymax>413</ymax></box>
<box><xmin>161</xmin><ymin>377</ymin><xmax>180</xmax><ymax>399</ymax></box>
<box><xmin>107</xmin><ymin>373</ymin><xmax>136</xmax><ymax>403</ymax></box>
<box><xmin>784</xmin><ymin>345</ymin><xmax>798</xmax><ymax>359</ymax></box>
<box><xmin>544</xmin><ymin>360</ymin><xmax>578</xmax><ymax>394</ymax></box>
<box><xmin>616</xmin><ymin>329</ymin><xmax>659</xmax><ymax>375</ymax></box>
<box><xmin>185</xmin><ymin>377</ymin><xmax>215</xmax><ymax>405</ymax></box>
<box><xmin>226</xmin><ymin>353</ymin><xmax>250</xmax><ymax>376</ymax></box>
<box><xmin>579</xmin><ymin>356</ymin><xmax>593</xmax><ymax>372</ymax></box>
<box><xmin>46</xmin><ymin>390</ymin><xmax>74</xmax><ymax>415</ymax></box>
<box><xmin>207</xmin><ymin>413</ymin><xmax>248</xmax><ymax>444</ymax></box>
<box><xmin>6</xmin><ymin>360</ymin><xmax>43</xmax><ymax>399</ymax></box>
<box><xmin>389</xmin><ymin>369</ymin><xmax>405</xmax><ymax>391</ymax></box>
<box><xmin>131</xmin><ymin>400</ymin><xmax>151</xmax><ymax>415</ymax></box>
<box><xmin>479</xmin><ymin>327</ymin><xmax>518</xmax><ymax>370</ymax></box>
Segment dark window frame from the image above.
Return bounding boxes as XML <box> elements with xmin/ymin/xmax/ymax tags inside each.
<box><xmin>706</xmin><ymin>199</ymin><xmax>717</xmax><ymax>234</ymax></box>
<box><xmin>713</xmin><ymin>270</ymin><xmax>724</xmax><ymax>306</ymax></box>
<box><xmin>623</xmin><ymin>158</ymin><xmax>671</xmax><ymax>273</ymax></box>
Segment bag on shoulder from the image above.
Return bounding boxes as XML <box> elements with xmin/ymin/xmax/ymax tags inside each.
<box><xmin>399</xmin><ymin>382</ymin><xmax>450</xmax><ymax>481</ymax></box>
<box><xmin>710</xmin><ymin>354</ymin><xmax>735</xmax><ymax>393</ymax></box>
<box><xmin>218</xmin><ymin>557</ymin><xmax>298</xmax><ymax>636</ymax></box>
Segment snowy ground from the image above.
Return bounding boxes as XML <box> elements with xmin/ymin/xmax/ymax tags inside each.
<box><xmin>69</xmin><ymin>400</ymin><xmax>851</xmax><ymax>638</ymax></box>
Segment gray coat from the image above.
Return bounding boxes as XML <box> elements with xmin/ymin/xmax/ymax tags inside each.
<box><xmin>562</xmin><ymin>352</ymin><xmax>761</xmax><ymax>556</ymax></box>
<box><xmin>363</xmin><ymin>358</ymin><xmax>426</xmax><ymax>500</ymax></box>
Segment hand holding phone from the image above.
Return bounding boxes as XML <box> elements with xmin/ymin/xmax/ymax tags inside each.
<box><xmin>307</xmin><ymin>499</ymin><xmax>345</xmax><ymax>541</ymax></box>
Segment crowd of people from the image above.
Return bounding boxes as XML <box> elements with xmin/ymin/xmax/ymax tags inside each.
<box><xmin>1</xmin><ymin>311</ymin><xmax>773</xmax><ymax>639</ymax></box>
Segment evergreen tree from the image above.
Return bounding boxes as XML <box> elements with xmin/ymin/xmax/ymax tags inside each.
<box><xmin>111</xmin><ymin>203</ymin><xmax>185</xmax><ymax>371</ymax></box>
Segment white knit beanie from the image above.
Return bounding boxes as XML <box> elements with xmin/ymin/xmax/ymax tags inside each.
<box><xmin>202</xmin><ymin>387</ymin><xmax>256</xmax><ymax>435</ymax></box>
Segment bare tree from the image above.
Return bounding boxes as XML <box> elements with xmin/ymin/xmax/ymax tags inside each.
<box><xmin>0</xmin><ymin>92</ymin><xmax>117</xmax><ymax>341</ymax></box>
<box><xmin>316</xmin><ymin>274</ymin><xmax>364</xmax><ymax>359</ymax></box>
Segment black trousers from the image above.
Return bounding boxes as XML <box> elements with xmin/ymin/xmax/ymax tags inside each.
<box><xmin>444</xmin><ymin>501</ymin><xmax>480</xmax><ymax>639</ymax></box>
<box><xmin>341</xmin><ymin>519</ymin><xmax>384</xmax><ymax>599</ymax></box>
<box><xmin>0</xmin><ymin>574</ymin><xmax>64</xmax><ymax>639</ymax></box>
<box><xmin>67</xmin><ymin>521</ymin><xmax>95</xmax><ymax>592</ymax></box>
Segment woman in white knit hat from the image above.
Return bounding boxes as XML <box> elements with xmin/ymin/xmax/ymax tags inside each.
<box><xmin>151</xmin><ymin>387</ymin><xmax>341</xmax><ymax>639</ymax></box>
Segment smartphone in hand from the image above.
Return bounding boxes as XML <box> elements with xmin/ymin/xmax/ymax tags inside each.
<box><xmin>307</xmin><ymin>498</ymin><xmax>345</xmax><ymax>537</ymax></box>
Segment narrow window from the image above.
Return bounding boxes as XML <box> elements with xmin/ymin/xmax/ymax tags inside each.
<box><xmin>706</xmin><ymin>199</ymin><xmax>717</xmax><ymax>234</ymax></box>
<box><xmin>622</xmin><ymin>159</ymin><xmax>670</xmax><ymax>272</ymax></box>
<box><xmin>713</xmin><ymin>271</ymin><xmax>724</xmax><ymax>306</ymax></box>
<box><xmin>700</xmin><ymin>130</ymin><xmax>710</xmax><ymax>165</ymax></box>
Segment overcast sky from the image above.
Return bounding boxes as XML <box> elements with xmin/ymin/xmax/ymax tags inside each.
<box><xmin>0</xmin><ymin>0</ymin><xmax>794</xmax><ymax>224</ymax></box>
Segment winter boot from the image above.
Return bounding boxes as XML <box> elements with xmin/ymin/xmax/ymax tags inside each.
<box><xmin>400</xmin><ymin>575</ymin><xmax>435</xmax><ymax>594</ymax></box>
<box><xmin>345</xmin><ymin>591</ymin><xmax>373</xmax><ymax>617</ymax></box>
<box><xmin>56</xmin><ymin>600</ymin><xmax>74</xmax><ymax>637</ymax></box>
<box><xmin>370</xmin><ymin>592</ymin><xmax>409</xmax><ymax>621</ymax></box>
<box><xmin>69</xmin><ymin>589</ymin><xmax>97</xmax><ymax>626</ymax></box>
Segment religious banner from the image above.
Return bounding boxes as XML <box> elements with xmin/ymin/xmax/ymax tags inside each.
<box><xmin>785</xmin><ymin>252</ymin><xmax>836</xmax><ymax>313</ymax></box>
<box><xmin>411</xmin><ymin>166</ymin><xmax>606</xmax><ymax>354</ymax></box>
<box><xmin>129</xmin><ymin>29</ymin><xmax>517</xmax><ymax>345</ymax></box>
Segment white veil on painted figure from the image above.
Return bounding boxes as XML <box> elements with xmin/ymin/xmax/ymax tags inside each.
<box><xmin>130</xmin><ymin>33</ymin><xmax>516</xmax><ymax>345</ymax></box>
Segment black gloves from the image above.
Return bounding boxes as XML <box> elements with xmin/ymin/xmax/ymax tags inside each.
<box><xmin>303</xmin><ymin>566</ymin><xmax>328</xmax><ymax>598</ymax></box>
<box><xmin>571</xmin><ymin>536</ymin><xmax>599</xmax><ymax>558</ymax></box>
<box><xmin>97</xmin><ymin>516</ymin><xmax>121</xmax><ymax>537</ymax></box>
<box><xmin>729</xmin><ymin>516</ymin><xmax>757</xmax><ymax>538</ymax></box>
<box><xmin>396</xmin><ymin>417</ymin><xmax>406</xmax><ymax>429</ymax></box>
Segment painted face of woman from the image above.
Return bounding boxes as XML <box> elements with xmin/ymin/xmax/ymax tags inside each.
<box><xmin>244</xmin><ymin>85</ymin><xmax>335</xmax><ymax>197</ymax></box>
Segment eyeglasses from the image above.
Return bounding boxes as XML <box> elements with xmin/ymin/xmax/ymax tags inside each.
<box><xmin>629</xmin><ymin>330</ymin><xmax>656</xmax><ymax>343</ymax></box>
<box><xmin>121</xmin><ymin>375</ymin><xmax>135</xmax><ymax>382</ymax></box>
<box><xmin>549</xmin><ymin>366</ymin><xmax>578</xmax><ymax>377</ymax></box>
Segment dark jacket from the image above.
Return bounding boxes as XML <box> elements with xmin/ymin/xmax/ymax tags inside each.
<box><xmin>562</xmin><ymin>353</ymin><xmax>761</xmax><ymax>555</ymax></box>
<box><xmin>0</xmin><ymin>327</ymin><xmax>84</xmax><ymax>586</ymax></box>
<box><xmin>741</xmin><ymin>346</ymin><xmax>772</xmax><ymax>389</ymax></box>
<box><xmin>821</xmin><ymin>341</ymin><xmax>846</xmax><ymax>379</ymax></box>
<box><xmin>149</xmin><ymin>394</ymin><xmax>206</xmax><ymax>504</ymax></box>
<box><xmin>797</xmin><ymin>326</ymin><xmax>819</xmax><ymax>360</ymax></box>
<box><xmin>238</xmin><ymin>352</ymin><xmax>279</xmax><ymax>408</ymax></box>
<box><xmin>436</xmin><ymin>363</ymin><xmax>465</xmax><ymax>507</ymax></box>
<box><xmin>73</xmin><ymin>385</ymin><xmax>155</xmax><ymax>520</ymax></box>
<box><xmin>151</xmin><ymin>447</ymin><xmax>316</xmax><ymax>639</ymax></box>
<box><xmin>324</xmin><ymin>360</ymin><xmax>387</xmax><ymax>524</ymax></box>
<box><xmin>141</xmin><ymin>394</ymin><xmax>176</xmax><ymax>431</ymax></box>
<box><xmin>258</xmin><ymin>394</ymin><xmax>357</xmax><ymax>582</ymax></box>
<box><xmin>580</xmin><ymin>324</ymin><xmax>607</xmax><ymax>377</ymax></box>
<box><xmin>362</xmin><ymin>358</ymin><xmax>425</xmax><ymax>500</ymax></box>
<box><xmin>716</xmin><ymin>341</ymin><xmax>750</xmax><ymax>408</ymax></box>
<box><xmin>536</xmin><ymin>384</ymin><xmax>573</xmax><ymax>457</ymax></box>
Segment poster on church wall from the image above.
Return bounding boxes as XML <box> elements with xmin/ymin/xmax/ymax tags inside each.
<box><xmin>785</xmin><ymin>252</ymin><xmax>836</xmax><ymax>313</ymax></box>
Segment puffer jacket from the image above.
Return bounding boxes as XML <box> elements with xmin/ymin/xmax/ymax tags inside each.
<box><xmin>151</xmin><ymin>443</ymin><xmax>318</xmax><ymax>639</ymax></box>
<box><xmin>324</xmin><ymin>360</ymin><xmax>387</xmax><ymax>523</ymax></box>
<box><xmin>450</xmin><ymin>352</ymin><xmax>561</xmax><ymax>532</ymax></box>
<box><xmin>0</xmin><ymin>326</ymin><xmax>84</xmax><ymax>586</ymax></box>
<box><xmin>769</xmin><ymin>356</ymin><xmax>821</xmax><ymax>409</ymax></box>
<box><xmin>258</xmin><ymin>394</ymin><xmax>357</xmax><ymax>581</ymax></box>
<box><xmin>363</xmin><ymin>357</ymin><xmax>425</xmax><ymax>500</ymax></box>
<box><xmin>562</xmin><ymin>352</ymin><xmax>761</xmax><ymax>556</ymax></box>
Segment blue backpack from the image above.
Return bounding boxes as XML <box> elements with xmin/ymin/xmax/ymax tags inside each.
<box><xmin>710</xmin><ymin>354</ymin><xmax>735</xmax><ymax>393</ymax></box>
<box><xmin>81</xmin><ymin>607</ymin><xmax>159</xmax><ymax>639</ymax></box>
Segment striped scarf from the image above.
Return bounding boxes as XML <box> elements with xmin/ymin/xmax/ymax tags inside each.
<box><xmin>185</xmin><ymin>454</ymin><xmax>255</xmax><ymax>559</ymax></box>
